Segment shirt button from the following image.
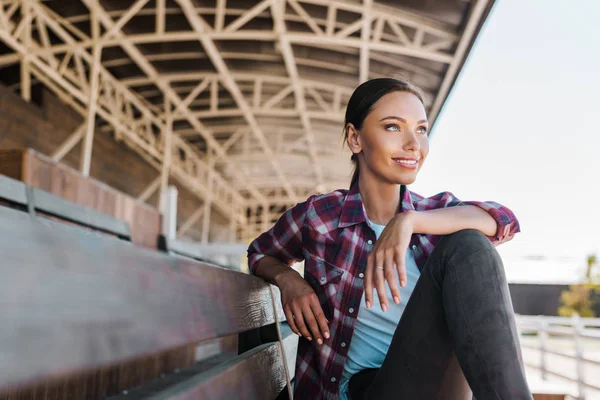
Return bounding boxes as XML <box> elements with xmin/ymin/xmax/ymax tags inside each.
<box><xmin>358</xmin><ymin>273</ymin><xmax>364</xmax><ymax>278</ymax></box>
<box><xmin>331</xmin><ymin>377</ymin><xmax>337</xmax><ymax>383</ymax></box>
<box><xmin>320</xmin><ymin>276</ymin><xmax>326</xmax><ymax>283</ymax></box>
<box><xmin>367</xmin><ymin>240</ymin><xmax>373</xmax><ymax>245</ymax></box>
<box><xmin>341</xmin><ymin>342</ymin><xmax>346</xmax><ymax>347</ymax></box>
<box><xmin>349</xmin><ymin>308</ymin><xmax>355</xmax><ymax>313</ymax></box>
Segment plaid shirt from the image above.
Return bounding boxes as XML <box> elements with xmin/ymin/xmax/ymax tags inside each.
<box><xmin>247</xmin><ymin>183</ymin><xmax>520</xmax><ymax>400</ymax></box>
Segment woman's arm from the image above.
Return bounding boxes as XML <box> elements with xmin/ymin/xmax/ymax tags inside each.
<box><xmin>411</xmin><ymin>205</ymin><xmax>497</xmax><ymax>237</ymax></box>
<box><xmin>247</xmin><ymin>197</ymin><xmax>330</xmax><ymax>344</ymax></box>
<box><xmin>364</xmin><ymin>200</ymin><xmax>520</xmax><ymax>312</ymax></box>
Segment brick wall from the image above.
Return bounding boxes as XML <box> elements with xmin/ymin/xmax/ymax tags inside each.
<box><xmin>0</xmin><ymin>83</ymin><xmax>228</xmax><ymax>242</ymax></box>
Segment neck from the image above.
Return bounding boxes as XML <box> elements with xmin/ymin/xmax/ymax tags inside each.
<box><xmin>358</xmin><ymin>170</ymin><xmax>401</xmax><ymax>225</ymax></box>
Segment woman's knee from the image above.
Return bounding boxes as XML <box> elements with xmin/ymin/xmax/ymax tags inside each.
<box><xmin>438</xmin><ymin>229</ymin><xmax>498</xmax><ymax>264</ymax></box>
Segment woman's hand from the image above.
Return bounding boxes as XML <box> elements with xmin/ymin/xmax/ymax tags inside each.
<box><xmin>364</xmin><ymin>211</ymin><xmax>415</xmax><ymax>311</ymax></box>
<box><xmin>275</xmin><ymin>269</ymin><xmax>330</xmax><ymax>344</ymax></box>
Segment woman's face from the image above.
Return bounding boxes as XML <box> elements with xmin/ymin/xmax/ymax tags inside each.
<box><xmin>347</xmin><ymin>91</ymin><xmax>429</xmax><ymax>185</ymax></box>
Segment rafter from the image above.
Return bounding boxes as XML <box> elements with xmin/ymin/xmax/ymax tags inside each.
<box><xmin>272</xmin><ymin>0</ymin><xmax>323</xmax><ymax>188</ymax></box>
<box><xmin>177</xmin><ymin>0</ymin><xmax>299</xmax><ymax>201</ymax></box>
<box><xmin>0</xmin><ymin>1</ymin><xmax>247</xmax><ymax>224</ymax></box>
<box><xmin>79</xmin><ymin>0</ymin><xmax>274</xmax><ymax>206</ymax></box>
<box><xmin>0</xmin><ymin>0</ymin><xmax>491</xmax><ymax>237</ymax></box>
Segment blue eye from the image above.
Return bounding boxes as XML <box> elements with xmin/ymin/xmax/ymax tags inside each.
<box><xmin>417</xmin><ymin>126</ymin><xmax>428</xmax><ymax>135</ymax></box>
<box><xmin>385</xmin><ymin>124</ymin><xmax>400</xmax><ymax>132</ymax></box>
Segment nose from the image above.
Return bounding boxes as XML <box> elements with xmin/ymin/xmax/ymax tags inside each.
<box><xmin>402</xmin><ymin>130</ymin><xmax>420</xmax><ymax>152</ymax></box>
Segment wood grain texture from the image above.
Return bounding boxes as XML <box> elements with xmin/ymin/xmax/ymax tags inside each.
<box><xmin>110</xmin><ymin>343</ymin><xmax>286</xmax><ymax>400</ymax></box>
<box><xmin>0</xmin><ymin>205</ymin><xmax>280</xmax><ymax>391</ymax></box>
<box><xmin>0</xmin><ymin>148</ymin><xmax>161</xmax><ymax>248</ymax></box>
<box><xmin>0</xmin><ymin>344</ymin><xmax>197</xmax><ymax>400</ymax></box>
<box><xmin>31</xmin><ymin>187</ymin><xmax>131</xmax><ymax>239</ymax></box>
<box><xmin>0</xmin><ymin>149</ymin><xmax>25</xmax><ymax>181</ymax></box>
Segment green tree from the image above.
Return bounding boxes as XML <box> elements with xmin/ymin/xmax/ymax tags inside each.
<box><xmin>558</xmin><ymin>254</ymin><xmax>599</xmax><ymax>317</ymax></box>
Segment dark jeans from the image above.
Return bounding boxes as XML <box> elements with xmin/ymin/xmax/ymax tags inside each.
<box><xmin>348</xmin><ymin>230</ymin><xmax>533</xmax><ymax>400</ymax></box>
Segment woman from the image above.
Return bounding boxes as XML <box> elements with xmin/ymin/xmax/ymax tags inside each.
<box><xmin>247</xmin><ymin>78</ymin><xmax>532</xmax><ymax>400</ymax></box>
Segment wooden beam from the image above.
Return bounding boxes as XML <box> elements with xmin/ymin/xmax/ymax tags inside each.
<box><xmin>20</xmin><ymin>2</ymin><xmax>31</xmax><ymax>102</ymax></box>
<box><xmin>156</xmin><ymin>0</ymin><xmax>165</xmax><ymax>34</ymax></box>
<box><xmin>215</xmin><ymin>0</ymin><xmax>226</xmax><ymax>31</ymax></box>
<box><xmin>177</xmin><ymin>206</ymin><xmax>205</xmax><ymax>237</ymax></box>
<box><xmin>201</xmin><ymin>150</ymin><xmax>215</xmax><ymax>243</ymax></box>
<box><xmin>272</xmin><ymin>0</ymin><xmax>324</xmax><ymax>187</ymax></box>
<box><xmin>137</xmin><ymin>175</ymin><xmax>161</xmax><ymax>203</ymax></box>
<box><xmin>80</xmin><ymin>9</ymin><xmax>102</xmax><ymax>177</ymax></box>
<box><xmin>359</xmin><ymin>0</ymin><xmax>373</xmax><ymax>84</ymax></box>
<box><xmin>177</xmin><ymin>0</ymin><xmax>298</xmax><ymax>202</ymax></box>
<box><xmin>102</xmin><ymin>0</ymin><xmax>150</xmax><ymax>40</ymax></box>
<box><xmin>158</xmin><ymin>97</ymin><xmax>174</xmax><ymax>213</ymax></box>
<box><xmin>80</xmin><ymin>0</ymin><xmax>271</xmax><ymax>206</ymax></box>
<box><xmin>51</xmin><ymin>123</ymin><xmax>85</xmax><ymax>162</ymax></box>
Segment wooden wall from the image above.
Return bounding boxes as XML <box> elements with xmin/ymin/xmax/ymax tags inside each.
<box><xmin>0</xmin><ymin>83</ymin><xmax>230</xmax><ymax>242</ymax></box>
<box><xmin>0</xmin><ymin>148</ymin><xmax>160</xmax><ymax>248</ymax></box>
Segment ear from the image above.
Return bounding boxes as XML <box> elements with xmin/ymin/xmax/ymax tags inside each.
<box><xmin>346</xmin><ymin>123</ymin><xmax>362</xmax><ymax>155</ymax></box>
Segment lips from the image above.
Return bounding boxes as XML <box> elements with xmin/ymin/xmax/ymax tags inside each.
<box><xmin>392</xmin><ymin>157</ymin><xmax>420</xmax><ymax>169</ymax></box>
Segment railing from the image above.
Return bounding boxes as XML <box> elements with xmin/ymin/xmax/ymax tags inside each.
<box><xmin>516</xmin><ymin>314</ymin><xmax>600</xmax><ymax>400</ymax></box>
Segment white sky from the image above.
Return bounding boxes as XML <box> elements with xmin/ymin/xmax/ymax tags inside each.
<box><xmin>410</xmin><ymin>0</ymin><xmax>600</xmax><ymax>283</ymax></box>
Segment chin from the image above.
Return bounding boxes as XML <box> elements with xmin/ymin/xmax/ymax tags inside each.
<box><xmin>389</xmin><ymin>172</ymin><xmax>418</xmax><ymax>185</ymax></box>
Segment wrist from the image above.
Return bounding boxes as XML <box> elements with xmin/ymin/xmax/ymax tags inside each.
<box><xmin>273</xmin><ymin>268</ymin><xmax>301</xmax><ymax>288</ymax></box>
<box><xmin>398</xmin><ymin>209</ymin><xmax>419</xmax><ymax>231</ymax></box>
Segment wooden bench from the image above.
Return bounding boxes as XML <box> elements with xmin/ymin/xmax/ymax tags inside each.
<box><xmin>159</xmin><ymin>235</ymin><xmax>248</xmax><ymax>271</ymax></box>
<box><xmin>0</xmin><ymin>174</ymin><xmax>131</xmax><ymax>241</ymax></box>
<box><xmin>0</xmin><ymin>178</ymin><xmax>298</xmax><ymax>399</ymax></box>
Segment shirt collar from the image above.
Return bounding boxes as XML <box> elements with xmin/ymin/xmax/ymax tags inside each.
<box><xmin>338</xmin><ymin>182</ymin><xmax>414</xmax><ymax>228</ymax></box>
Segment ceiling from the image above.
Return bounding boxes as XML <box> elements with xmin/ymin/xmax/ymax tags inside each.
<box><xmin>0</xmin><ymin>0</ymin><xmax>495</xmax><ymax>233</ymax></box>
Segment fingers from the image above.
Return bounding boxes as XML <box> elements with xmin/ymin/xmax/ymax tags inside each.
<box><xmin>385</xmin><ymin>248</ymin><xmax>401</xmax><ymax>305</ymax></box>
<box><xmin>374</xmin><ymin>251</ymin><xmax>388</xmax><ymax>312</ymax></box>
<box><xmin>288</xmin><ymin>297</ymin><xmax>330</xmax><ymax>345</ymax></box>
<box><xmin>395</xmin><ymin>246</ymin><xmax>407</xmax><ymax>288</ymax></box>
<box><xmin>310</xmin><ymin>300</ymin><xmax>331</xmax><ymax>341</ymax></box>
<box><xmin>284</xmin><ymin>305</ymin><xmax>302</xmax><ymax>336</ymax></box>
<box><xmin>291</xmin><ymin>304</ymin><xmax>312</xmax><ymax>341</ymax></box>
<box><xmin>365</xmin><ymin>253</ymin><xmax>374</xmax><ymax>309</ymax></box>
<box><xmin>301</xmin><ymin>303</ymin><xmax>323</xmax><ymax>344</ymax></box>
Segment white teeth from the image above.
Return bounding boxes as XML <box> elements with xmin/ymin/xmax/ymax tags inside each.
<box><xmin>394</xmin><ymin>159</ymin><xmax>418</xmax><ymax>165</ymax></box>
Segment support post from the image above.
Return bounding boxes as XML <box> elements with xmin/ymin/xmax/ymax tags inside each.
<box><xmin>201</xmin><ymin>149</ymin><xmax>215</xmax><ymax>244</ymax></box>
<box><xmin>161</xmin><ymin>186</ymin><xmax>178</xmax><ymax>240</ymax></box>
<box><xmin>80</xmin><ymin>7</ymin><xmax>102</xmax><ymax>176</ymax></box>
<box><xmin>159</xmin><ymin>97</ymin><xmax>173</xmax><ymax>213</ymax></box>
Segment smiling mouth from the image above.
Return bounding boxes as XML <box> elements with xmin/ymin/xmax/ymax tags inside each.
<box><xmin>392</xmin><ymin>158</ymin><xmax>420</xmax><ymax>168</ymax></box>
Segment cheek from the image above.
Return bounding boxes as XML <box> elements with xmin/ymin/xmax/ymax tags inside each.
<box><xmin>420</xmin><ymin>137</ymin><xmax>430</xmax><ymax>159</ymax></box>
<box><xmin>362</xmin><ymin>132</ymin><xmax>388</xmax><ymax>159</ymax></box>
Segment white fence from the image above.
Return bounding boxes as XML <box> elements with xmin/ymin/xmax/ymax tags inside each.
<box><xmin>516</xmin><ymin>314</ymin><xmax>600</xmax><ymax>399</ymax></box>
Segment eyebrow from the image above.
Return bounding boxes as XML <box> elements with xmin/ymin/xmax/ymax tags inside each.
<box><xmin>379</xmin><ymin>116</ymin><xmax>428</xmax><ymax>124</ymax></box>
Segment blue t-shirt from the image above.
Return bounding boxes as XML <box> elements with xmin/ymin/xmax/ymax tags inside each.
<box><xmin>339</xmin><ymin>219</ymin><xmax>421</xmax><ymax>400</ymax></box>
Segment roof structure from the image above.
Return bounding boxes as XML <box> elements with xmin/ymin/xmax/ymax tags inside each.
<box><xmin>0</xmin><ymin>0</ymin><xmax>494</xmax><ymax>240</ymax></box>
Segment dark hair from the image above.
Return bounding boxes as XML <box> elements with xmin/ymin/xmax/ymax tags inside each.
<box><xmin>344</xmin><ymin>78</ymin><xmax>425</xmax><ymax>188</ymax></box>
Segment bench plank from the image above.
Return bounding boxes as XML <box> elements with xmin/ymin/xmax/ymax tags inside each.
<box><xmin>32</xmin><ymin>187</ymin><xmax>131</xmax><ymax>239</ymax></box>
<box><xmin>0</xmin><ymin>206</ymin><xmax>283</xmax><ymax>391</ymax></box>
<box><xmin>110</xmin><ymin>343</ymin><xmax>286</xmax><ymax>400</ymax></box>
<box><xmin>0</xmin><ymin>175</ymin><xmax>28</xmax><ymax>205</ymax></box>
<box><xmin>280</xmin><ymin>323</ymin><xmax>299</xmax><ymax>381</ymax></box>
